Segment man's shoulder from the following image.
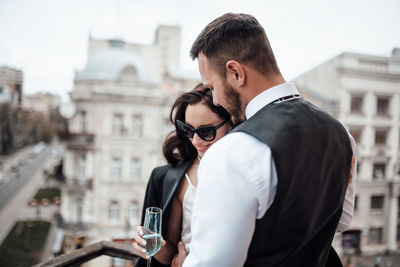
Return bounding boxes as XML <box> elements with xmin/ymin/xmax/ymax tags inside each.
<box><xmin>216</xmin><ymin>131</ymin><xmax>263</xmax><ymax>147</ymax></box>
<box><xmin>205</xmin><ymin>132</ymin><xmax>269</xmax><ymax>162</ymax></box>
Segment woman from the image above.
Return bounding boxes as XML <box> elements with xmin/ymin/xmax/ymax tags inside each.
<box><xmin>133</xmin><ymin>84</ymin><xmax>233</xmax><ymax>266</ymax></box>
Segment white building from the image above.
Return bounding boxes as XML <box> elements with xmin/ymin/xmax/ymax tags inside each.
<box><xmin>60</xmin><ymin>25</ymin><xmax>198</xmax><ymax>266</ymax></box>
<box><xmin>0</xmin><ymin>66</ymin><xmax>23</xmax><ymax>106</ymax></box>
<box><xmin>294</xmin><ymin>48</ymin><xmax>400</xmax><ymax>255</ymax></box>
<box><xmin>23</xmin><ymin>92</ymin><xmax>61</xmax><ymax>117</ymax></box>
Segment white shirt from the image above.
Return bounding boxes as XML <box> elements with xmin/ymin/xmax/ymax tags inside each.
<box><xmin>183</xmin><ymin>83</ymin><xmax>357</xmax><ymax>267</ymax></box>
<box><xmin>181</xmin><ymin>173</ymin><xmax>197</xmax><ymax>253</ymax></box>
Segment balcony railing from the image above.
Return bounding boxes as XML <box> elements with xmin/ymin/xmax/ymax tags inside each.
<box><xmin>62</xmin><ymin>132</ymin><xmax>95</xmax><ymax>151</ymax></box>
<box><xmin>37</xmin><ymin>241</ymin><xmax>139</xmax><ymax>267</ymax></box>
<box><xmin>65</xmin><ymin>178</ymin><xmax>93</xmax><ymax>192</ymax></box>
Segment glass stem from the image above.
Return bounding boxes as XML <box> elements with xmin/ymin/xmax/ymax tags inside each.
<box><xmin>147</xmin><ymin>256</ymin><xmax>151</xmax><ymax>267</ymax></box>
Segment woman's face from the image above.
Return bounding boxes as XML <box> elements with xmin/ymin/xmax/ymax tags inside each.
<box><xmin>184</xmin><ymin>102</ymin><xmax>230</xmax><ymax>158</ymax></box>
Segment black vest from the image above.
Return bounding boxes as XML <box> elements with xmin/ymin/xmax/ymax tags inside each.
<box><xmin>232</xmin><ymin>98</ymin><xmax>352</xmax><ymax>267</ymax></box>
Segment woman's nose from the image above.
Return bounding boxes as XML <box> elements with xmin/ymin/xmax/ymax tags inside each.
<box><xmin>192</xmin><ymin>133</ymin><xmax>203</xmax><ymax>145</ymax></box>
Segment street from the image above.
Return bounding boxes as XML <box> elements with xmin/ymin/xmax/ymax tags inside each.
<box><xmin>0</xmin><ymin>143</ymin><xmax>61</xmax><ymax>244</ymax></box>
<box><xmin>0</xmin><ymin>144</ymin><xmax>51</xmax><ymax>210</ymax></box>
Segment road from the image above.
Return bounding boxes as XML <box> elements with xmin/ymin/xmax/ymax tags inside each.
<box><xmin>0</xmin><ymin>145</ymin><xmax>52</xmax><ymax>210</ymax></box>
<box><xmin>0</xmin><ymin>144</ymin><xmax>61</xmax><ymax>244</ymax></box>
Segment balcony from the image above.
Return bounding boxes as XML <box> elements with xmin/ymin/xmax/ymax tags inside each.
<box><xmin>372</xmin><ymin>146</ymin><xmax>390</xmax><ymax>158</ymax></box>
<box><xmin>59</xmin><ymin>220</ymin><xmax>87</xmax><ymax>232</ymax></box>
<box><xmin>62</xmin><ymin>132</ymin><xmax>95</xmax><ymax>151</ymax></box>
<box><xmin>37</xmin><ymin>241</ymin><xmax>139</xmax><ymax>266</ymax></box>
<box><xmin>65</xmin><ymin>178</ymin><xmax>93</xmax><ymax>193</ymax></box>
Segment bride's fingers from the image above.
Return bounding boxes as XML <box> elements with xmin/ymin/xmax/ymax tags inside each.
<box><xmin>132</xmin><ymin>241</ymin><xmax>149</xmax><ymax>259</ymax></box>
<box><xmin>134</xmin><ymin>232</ymin><xmax>146</xmax><ymax>247</ymax></box>
<box><xmin>136</xmin><ymin>226</ymin><xmax>144</xmax><ymax>236</ymax></box>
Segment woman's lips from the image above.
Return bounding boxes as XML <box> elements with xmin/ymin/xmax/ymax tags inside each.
<box><xmin>196</xmin><ymin>145</ymin><xmax>210</xmax><ymax>152</ymax></box>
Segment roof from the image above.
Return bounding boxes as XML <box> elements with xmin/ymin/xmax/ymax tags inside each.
<box><xmin>75</xmin><ymin>47</ymin><xmax>148</xmax><ymax>82</ymax></box>
<box><xmin>166</xmin><ymin>65</ymin><xmax>200</xmax><ymax>81</ymax></box>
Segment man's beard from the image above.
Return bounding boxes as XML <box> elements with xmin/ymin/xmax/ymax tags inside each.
<box><xmin>224</xmin><ymin>84</ymin><xmax>245</xmax><ymax>125</ymax></box>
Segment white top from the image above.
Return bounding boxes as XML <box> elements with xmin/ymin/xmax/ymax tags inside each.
<box><xmin>183</xmin><ymin>83</ymin><xmax>357</xmax><ymax>267</ymax></box>
<box><xmin>181</xmin><ymin>173</ymin><xmax>196</xmax><ymax>253</ymax></box>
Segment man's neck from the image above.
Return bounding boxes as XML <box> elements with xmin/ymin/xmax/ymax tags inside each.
<box><xmin>242</xmin><ymin>70</ymin><xmax>286</xmax><ymax>108</ymax></box>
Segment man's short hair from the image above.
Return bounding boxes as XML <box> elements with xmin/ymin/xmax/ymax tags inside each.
<box><xmin>190</xmin><ymin>13</ymin><xmax>280</xmax><ymax>77</ymax></box>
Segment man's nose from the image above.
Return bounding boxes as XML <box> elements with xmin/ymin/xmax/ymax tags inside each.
<box><xmin>212</xmin><ymin>90</ymin><xmax>220</xmax><ymax>106</ymax></box>
<box><xmin>213</xmin><ymin>95</ymin><xmax>220</xmax><ymax>106</ymax></box>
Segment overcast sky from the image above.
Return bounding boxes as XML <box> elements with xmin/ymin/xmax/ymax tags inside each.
<box><xmin>1</xmin><ymin>0</ymin><xmax>399</xmax><ymax>101</ymax></box>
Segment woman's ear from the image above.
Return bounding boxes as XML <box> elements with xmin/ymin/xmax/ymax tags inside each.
<box><xmin>225</xmin><ymin>60</ymin><xmax>246</xmax><ymax>87</ymax></box>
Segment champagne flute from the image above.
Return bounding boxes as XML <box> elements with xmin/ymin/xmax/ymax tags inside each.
<box><xmin>143</xmin><ymin>207</ymin><xmax>162</xmax><ymax>267</ymax></box>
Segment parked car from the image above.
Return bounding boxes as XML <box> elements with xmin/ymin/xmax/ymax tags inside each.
<box><xmin>18</xmin><ymin>158</ymin><xmax>28</xmax><ymax>166</ymax></box>
<box><xmin>11</xmin><ymin>163</ymin><xmax>19</xmax><ymax>173</ymax></box>
<box><xmin>29</xmin><ymin>142</ymin><xmax>46</xmax><ymax>158</ymax></box>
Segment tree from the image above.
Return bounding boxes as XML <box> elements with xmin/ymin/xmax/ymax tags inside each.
<box><xmin>0</xmin><ymin>103</ymin><xmax>67</xmax><ymax>155</ymax></box>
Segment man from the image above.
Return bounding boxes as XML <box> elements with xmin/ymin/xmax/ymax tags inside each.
<box><xmin>181</xmin><ymin>13</ymin><xmax>356</xmax><ymax>267</ymax></box>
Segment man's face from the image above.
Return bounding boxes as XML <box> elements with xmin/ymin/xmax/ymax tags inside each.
<box><xmin>198</xmin><ymin>53</ymin><xmax>245</xmax><ymax>124</ymax></box>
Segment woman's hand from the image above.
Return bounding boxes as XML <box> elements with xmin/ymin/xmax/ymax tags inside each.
<box><xmin>132</xmin><ymin>226</ymin><xmax>166</xmax><ymax>259</ymax></box>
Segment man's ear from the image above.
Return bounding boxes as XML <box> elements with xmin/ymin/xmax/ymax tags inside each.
<box><xmin>225</xmin><ymin>60</ymin><xmax>245</xmax><ymax>87</ymax></box>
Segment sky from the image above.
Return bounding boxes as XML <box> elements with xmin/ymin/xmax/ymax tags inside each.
<box><xmin>1</xmin><ymin>0</ymin><xmax>399</xmax><ymax>102</ymax></box>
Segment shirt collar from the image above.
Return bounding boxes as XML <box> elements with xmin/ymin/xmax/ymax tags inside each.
<box><xmin>245</xmin><ymin>82</ymin><xmax>300</xmax><ymax>119</ymax></box>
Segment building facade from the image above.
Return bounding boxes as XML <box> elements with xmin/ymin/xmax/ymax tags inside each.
<box><xmin>60</xmin><ymin>25</ymin><xmax>198</xmax><ymax>266</ymax></box>
<box><xmin>294</xmin><ymin>48</ymin><xmax>400</xmax><ymax>255</ymax></box>
<box><xmin>23</xmin><ymin>92</ymin><xmax>61</xmax><ymax>117</ymax></box>
<box><xmin>0</xmin><ymin>66</ymin><xmax>23</xmax><ymax>105</ymax></box>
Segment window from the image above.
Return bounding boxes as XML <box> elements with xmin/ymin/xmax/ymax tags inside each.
<box><xmin>349</xmin><ymin>128</ymin><xmax>362</xmax><ymax>144</ymax></box>
<box><xmin>368</xmin><ymin>228</ymin><xmax>383</xmax><ymax>244</ymax></box>
<box><xmin>350</xmin><ymin>95</ymin><xmax>363</xmax><ymax>113</ymax></box>
<box><xmin>398</xmin><ymin>196</ymin><xmax>400</xmax><ymax>210</ymax></box>
<box><xmin>132</xmin><ymin>115</ymin><xmax>143</xmax><ymax>137</ymax></box>
<box><xmin>128</xmin><ymin>201</ymin><xmax>139</xmax><ymax>220</ymax></box>
<box><xmin>373</xmin><ymin>163</ymin><xmax>386</xmax><ymax>180</ymax></box>
<box><xmin>370</xmin><ymin>195</ymin><xmax>384</xmax><ymax>210</ymax></box>
<box><xmin>376</xmin><ymin>97</ymin><xmax>389</xmax><ymax>116</ymax></box>
<box><xmin>111</xmin><ymin>158</ymin><xmax>121</xmax><ymax>181</ymax></box>
<box><xmin>375</xmin><ymin>129</ymin><xmax>388</xmax><ymax>145</ymax></box>
<box><xmin>354</xmin><ymin>195</ymin><xmax>358</xmax><ymax>212</ymax></box>
<box><xmin>356</xmin><ymin>162</ymin><xmax>361</xmax><ymax>175</ymax></box>
<box><xmin>397</xmin><ymin>225</ymin><xmax>400</xmax><ymax>241</ymax></box>
<box><xmin>76</xmin><ymin>198</ymin><xmax>83</xmax><ymax>223</ymax></box>
<box><xmin>120</xmin><ymin>66</ymin><xmax>137</xmax><ymax>83</ymax></box>
<box><xmin>129</xmin><ymin>158</ymin><xmax>140</xmax><ymax>181</ymax></box>
<box><xmin>398</xmin><ymin>163</ymin><xmax>400</xmax><ymax>175</ymax></box>
<box><xmin>79</xmin><ymin>111</ymin><xmax>87</xmax><ymax>133</ymax></box>
<box><xmin>112</xmin><ymin>114</ymin><xmax>124</xmax><ymax>135</ymax></box>
<box><xmin>77</xmin><ymin>155</ymin><xmax>86</xmax><ymax>182</ymax></box>
<box><xmin>109</xmin><ymin>201</ymin><xmax>120</xmax><ymax>221</ymax></box>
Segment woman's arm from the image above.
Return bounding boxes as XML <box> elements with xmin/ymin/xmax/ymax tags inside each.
<box><xmin>134</xmin><ymin>166</ymin><xmax>169</xmax><ymax>267</ymax></box>
<box><xmin>140</xmin><ymin>166</ymin><xmax>168</xmax><ymax>224</ymax></box>
<box><xmin>153</xmin><ymin>193</ymin><xmax>183</xmax><ymax>264</ymax></box>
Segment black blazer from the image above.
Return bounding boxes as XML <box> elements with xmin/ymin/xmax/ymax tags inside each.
<box><xmin>135</xmin><ymin>160</ymin><xmax>193</xmax><ymax>267</ymax></box>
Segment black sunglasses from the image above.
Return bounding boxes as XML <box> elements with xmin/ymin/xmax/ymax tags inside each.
<box><xmin>176</xmin><ymin>119</ymin><xmax>227</xmax><ymax>141</ymax></box>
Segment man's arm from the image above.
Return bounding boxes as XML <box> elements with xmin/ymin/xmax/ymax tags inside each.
<box><xmin>183</xmin><ymin>134</ymin><xmax>275</xmax><ymax>267</ymax></box>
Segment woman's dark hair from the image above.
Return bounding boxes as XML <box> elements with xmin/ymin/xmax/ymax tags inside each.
<box><xmin>163</xmin><ymin>84</ymin><xmax>232</xmax><ymax>165</ymax></box>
